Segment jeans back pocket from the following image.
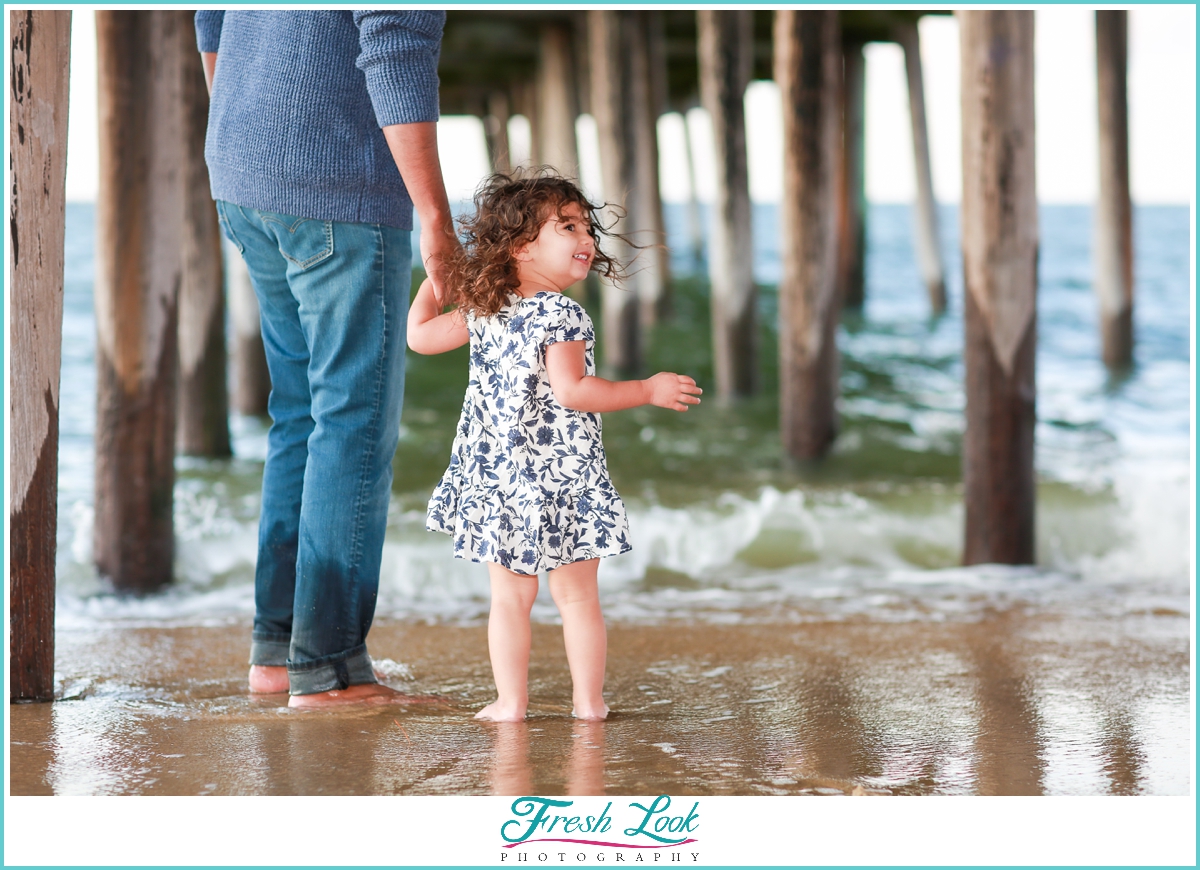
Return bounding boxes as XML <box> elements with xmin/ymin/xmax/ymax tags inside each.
<box><xmin>261</xmin><ymin>212</ymin><xmax>334</xmax><ymax>271</ymax></box>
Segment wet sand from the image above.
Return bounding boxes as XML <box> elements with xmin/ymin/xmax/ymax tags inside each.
<box><xmin>8</xmin><ymin>608</ymin><xmax>1190</xmax><ymax>796</ymax></box>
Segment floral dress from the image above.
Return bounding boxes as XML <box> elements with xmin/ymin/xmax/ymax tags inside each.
<box><xmin>426</xmin><ymin>291</ymin><xmax>631</xmax><ymax>574</ymax></box>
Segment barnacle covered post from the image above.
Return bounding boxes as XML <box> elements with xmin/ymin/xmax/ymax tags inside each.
<box><xmin>483</xmin><ymin>90</ymin><xmax>513</xmax><ymax>175</ymax></box>
<box><xmin>629</xmin><ymin>10</ymin><xmax>671</xmax><ymax>324</ymax></box>
<box><xmin>94</xmin><ymin>10</ymin><xmax>187</xmax><ymax>592</ymax></box>
<box><xmin>9</xmin><ymin>9</ymin><xmax>72</xmax><ymax>702</ymax></box>
<box><xmin>836</xmin><ymin>36</ymin><xmax>867</xmax><ymax>311</ymax></box>
<box><xmin>177</xmin><ymin>15</ymin><xmax>230</xmax><ymax>457</ymax></box>
<box><xmin>588</xmin><ymin>10</ymin><xmax>641</xmax><ymax>375</ymax></box>
<box><xmin>958</xmin><ymin>10</ymin><xmax>1038</xmax><ymax>565</ymax></box>
<box><xmin>776</xmin><ymin>10</ymin><xmax>843</xmax><ymax>460</ymax></box>
<box><xmin>1094</xmin><ymin>10</ymin><xmax>1134</xmax><ymax>368</ymax></box>
<box><xmin>228</xmin><ymin>248</ymin><xmax>271</xmax><ymax>416</ymax></box>
<box><xmin>536</xmin><ymin>22</ymin><xmax>580</xmax><ymax>178</ymax></box>
<box><xmin>698</xmin><ymin>9</ymin><xmax>757</xmax><ymax>398</ymax></box>
<box><xmin>898</xmin><ymin>18</ymin><xmax>947</xmax><ymax>314</ymax></box>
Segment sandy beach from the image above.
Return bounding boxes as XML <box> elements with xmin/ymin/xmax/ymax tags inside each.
<box><xmin>9</xmin><ymin>603</ymin><xmax>1189</xmax><ymax>797</ymax></box>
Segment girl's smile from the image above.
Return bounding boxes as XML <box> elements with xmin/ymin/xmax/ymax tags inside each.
<box><xmin>515</xmin><ymin>203</ymin><xmax>595</xmax><ymax>295</ymax></box>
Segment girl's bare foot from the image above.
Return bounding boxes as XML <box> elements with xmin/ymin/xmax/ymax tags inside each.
<box><xmin>475</xmin><ymin>700</ymin><xmax>527</xmax><ymax>722</ymax></box>
<box><xmin>571</xmin><ymin>702</ymin><xmax>609</xmax><ymax>720</ymax></box>
<box><xmin>287</xmin><ymin>683</ymin><xmax>439</xmax><ymax>708</ymax></box>
<box><xmin>248</xmin><ymin>665</ymin><xmax>289</xmax><ymax>694</ymax></box>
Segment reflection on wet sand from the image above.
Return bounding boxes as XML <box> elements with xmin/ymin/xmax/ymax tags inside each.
<box><xmin>566</xmin><ymin>721</ymin><xmax>606</xmax><ymax>795</ymax></box>
<box><xmin>968</xmin><ymin>611</ymin><xmax>1044</xmax><ymax>795</ymax></box>
<box><xmin>489</xmin><ymin>723</ymin><xmax>533</xmax><ymax>796</ymax></box>
<box><xmin>8</xmin><ymin>611</ymin><xmax>1190</xmax><ymax>795</ymax></box>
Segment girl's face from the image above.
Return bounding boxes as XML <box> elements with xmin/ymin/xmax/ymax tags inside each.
<box><xmin>515</xmin><ymin>202</ymin><xmax>595</xmax><ymax>293</ymax></box>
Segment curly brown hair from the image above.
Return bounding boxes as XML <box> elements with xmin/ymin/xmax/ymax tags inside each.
<box><xmin>442</xmin><ymin>169</ymin><xmax>628</xmax><ymax>318</ymax></box>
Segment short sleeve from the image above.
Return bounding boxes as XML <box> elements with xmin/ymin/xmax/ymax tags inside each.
<box><xmin>194</xmin><ymin>11</ymin><xmax>224</xmax><ymax>53</ymax></box>
<box><xmin>353</xmin><ymin>10</ymin><xmax>445</xmax><ymax>127</ymax></box>
<box><xmin>543</xmin><ymin>297</ymin><xmax>593</xmax><ymax>346</ymax></box>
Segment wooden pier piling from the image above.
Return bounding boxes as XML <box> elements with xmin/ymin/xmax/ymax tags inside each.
<box><xmin>228</xmin><ymin>249</ymin><xmax>271</xmax><ymax>416</ymax></box>
<box><xmin>94</xmin><ymin>10</ymin><xmax>187</xmax><ymax>592</ymax></box>
<box><xmin>483</xmin><ymin>91</ymin><xmax>512</xmax><ymax>176</ymax></box>
<box><xmin>630</xmin><ymin>11</ymin><xmax>671</xmax><ymax>323</ymax></box>
<box><xmin>1095</xmin><ymin>10</ymin><xmax>1134</xmax><ymax>369</ymax></box>
<box><xmin>588</xmin><ymin>10</ymin><xmax>641</xmax><ymax>374</ymax></box>
<box><xmin>958</xmin><ymin>10</ymin><xmax>1038</xmax><ymax>565</ymax></box>
<box><xmin>536</xmin><ymin>23</ymin><xmax>580</xmax><ymax>177</ymax></box>
<box><xmin>776</xmin><ymin>10</ymin><xmax>843</xmax><ymax>459</ymax></box>
<box><xmin>679</xmin><ymin>103</ymin><xmax>706</xmax><ymax>271</ymax></box>
<box><xmin>836</xmin><ymin>39</ymin><xmax>867</xmax><ymax>310</ymax></box>
<box><xmin>9</xmin><ymin>9</ymin><xmax>71</xmax><ymax>702</ymax></box>
<box><xmin>699</xmin><ymin>10</ymin><xmax>757</xmax><ymax>398</ymax></box>
<box><xmin>177</xmin><ymin>21</ymin><xmax>230</xmax><ymax>457</ymax></box>
<box><xmin>513</xmin><ymin>79</ymin><xmax>540</xmax><ymax>167</ymax></box>
<box><xmin>898</xmin><ymin>19</ymin><xmax>946</xmax><ymax>314</ymax></box>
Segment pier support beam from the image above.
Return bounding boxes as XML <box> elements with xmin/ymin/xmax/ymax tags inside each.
<box><xmin>775</xmin><ymin>10</ymin><xmax>842</xmax><ymax>459</ymax></box>
<box><xmin>177</xmin><ymin>21</ymin><xmax>230</xmax><ymax>457</ymax></box>
<box><xmin>512</xmin><ymin>79</ymin><xmax>540</xmax><ymax>168</ymax></box>
<box><xmin>483</xmin><ymin>91</ymin><xmax>512</xmax><ymax>176</ymax></box>
<box><xmin>958</xmin><ymin>10</ymin><xmax>1038</xmax><ymax>565</ymax></box>
<box><xmin>898</xmin><ymin>19</ymin><xmax>946</xmax><ymax>314</ymax></box>
<box><xmin>630</xmin><ymin>11</ymin><xmax>670</xmax><ymax>323</ymax></box>
<box><xmin>679</xmin><ymin>103</ymin><xmax>706</xmax><ymax>272</ymax></box>
<box><xmin>537</xmin><ymin>23</ymin><xmax>580</xmax><ymax>177</ymax></box>
<box><xmin>836</xmin><ymin>39</ymin><xmax>867</xmax><ymax>310</ymax></box>
<box><xmin>588</xmin><ymin>10</ymin><xmax>640</xmax><ymax>374</ymax></box>
<box><xmin>94</xmin><ymin>10</ymin><xmax>187</xmax><ymax>592</ymax></box>
<box><xmin>9</xmin><ymin>10</ymin><xmax>71</xmax><ymax>702</ymax></box>
<box><xmin>228</xmin><ymin>248</ymin><xmax>271</xmax><ymax>416</ymax></box>
<box><xmin>1095</xmin><ymin>10</ymin><xmax>1134</xmax><ymax>368</ymax></box>
<box><xmin>699</xmin><ymin>10</ymin><xmax>756</xmax><ymax>398</ymax></box>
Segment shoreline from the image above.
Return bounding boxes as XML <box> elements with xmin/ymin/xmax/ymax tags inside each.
<box><xmin>10</xmin><ymin>607</ymin><xmax>1189</xmax><ymax>796</ymax></box>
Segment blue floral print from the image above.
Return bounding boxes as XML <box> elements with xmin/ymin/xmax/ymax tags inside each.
<box><xmin>426</xmin><ymin>291</ymin><xmax>632</xmax><ymax>574</ymax></box>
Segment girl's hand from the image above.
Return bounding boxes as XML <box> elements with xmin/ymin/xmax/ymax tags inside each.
<box><xmin>644</xmin><ymin>372</ymin><xmax>703</xmax><ymax>411</ymax></box>
<box><xmin>546</xmin><ymin>341</ymin><xmax>703</xmax><ymax>413</ymax></box>
<box><xmin>407</xmin><ymin>277</ymin><xmax>469</xmax><ymax>355</ymax></box>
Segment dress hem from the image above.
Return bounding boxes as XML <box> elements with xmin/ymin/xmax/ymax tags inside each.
<box><xmin>425</xmin><ymin>524</ymin><xmax>631</xmax><ymax>576</ymax></box>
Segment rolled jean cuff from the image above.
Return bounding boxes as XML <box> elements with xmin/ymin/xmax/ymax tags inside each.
<box><xmin>249</xmin><ymin>634</ymin><xmax>291</xmax><ymax>667</ymax></box>
<box><xmin>287</xmin><ymin>645</ymin><xmax>377</xmax><ymax>696</ymax></box>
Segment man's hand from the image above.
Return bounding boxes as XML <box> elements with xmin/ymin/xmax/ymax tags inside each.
<box><xmin>419</xmin><ymin>218</ymin><xmax>457</xmax><ymax>307</ymax></box>
<box><xmin>382</xmin><ymin>121</ymin><xmax>461</xmax><ymax>304</ymax></box>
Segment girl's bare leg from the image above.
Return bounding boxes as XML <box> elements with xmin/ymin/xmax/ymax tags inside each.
<box><xmin>548</xmin><ymin>559</ymin><xmax>609</xmax><ymax>720</ymax></box>
<box><xmin>476</xmin><ymin>563</ymin><xmax>539</xmax><ymax>721</ymax></box>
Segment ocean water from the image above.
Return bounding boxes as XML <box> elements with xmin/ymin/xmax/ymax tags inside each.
<box><xmin>53</xmin><ymin>201</ymin><xmax>1192</xmax><ymax>628</ymax></box>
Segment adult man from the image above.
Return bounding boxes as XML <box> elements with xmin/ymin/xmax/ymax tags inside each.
<box><xmin>195</xmin><ymin>10</ymin><xmax>455</xmax><ymax>707</ymax></box>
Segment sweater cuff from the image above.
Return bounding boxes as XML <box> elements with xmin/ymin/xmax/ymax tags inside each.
<box><xmin>194</xmin><ymin>10</ymin><xmax>224</xmax><ymax>53</ymax></box>
<box><xmin>355</xmin><ymin>10</ymin><xmax>445</xmax><ymax>127</ymax></box>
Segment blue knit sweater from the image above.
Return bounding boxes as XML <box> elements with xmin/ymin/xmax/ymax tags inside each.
<box><xmin>195</xmin><ymin>10</ymin><xmax>444</xmax><ymax>230</ymax></box>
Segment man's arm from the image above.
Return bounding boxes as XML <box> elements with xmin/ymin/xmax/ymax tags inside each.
<box><xmin>354</xmin><ymin>11</ymin><xmax>459</xmax><ymax>302</ymax></box>
<box><xmin>201</xmin><ymin>52</ymin><xmax>217</xmax><ymax>93</ymax></box>
<box><xmin>194</xmin><ymin>11</ymin><xmax>223</xmax><ymax>93</ymax></box>
<box><xmin>383</xmin><ymin>123</ymin><xmax>457</xmax><ymax>304</ymax></box>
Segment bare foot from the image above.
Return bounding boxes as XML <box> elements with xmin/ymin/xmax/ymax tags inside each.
<box><xmin>287</xmin><ymin>683</ymin><xmax>440</xmax><ymax>709</ymax></box>
<box><xmin>475</xmin><ymin>700</ymin><xmax>527</xmax><ymax>722</ymax></box>
<box><xmin>571</xmin><ymin>702</ymin><xmax>609</xmax><ymax>721</ymax></box>
<box><xmin>248</xmin><ymin>665</ymin><xmax>289</xmax><ymax>694</ymax></box>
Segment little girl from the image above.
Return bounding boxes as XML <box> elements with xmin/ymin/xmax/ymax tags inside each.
<box><xmin>407</xmin><ymin>173</ymin><xmax>702</xmax><ymax>721</ymax></box>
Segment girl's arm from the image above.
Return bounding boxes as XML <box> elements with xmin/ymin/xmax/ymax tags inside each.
<box><xmin>407</xmin><ymin>277</ymin><xmax>469</xmax><ymax>355</ymax></box>
<box><xmin>545</xmin><ymin>340</ymin><xmax>702</xmax><ymax>413</ymax></box>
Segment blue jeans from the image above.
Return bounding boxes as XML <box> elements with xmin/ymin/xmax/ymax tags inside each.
<box><xmin>216</xmin><ymin>202</ymin><xmax>410</xmax><ymax>695</ymax></box>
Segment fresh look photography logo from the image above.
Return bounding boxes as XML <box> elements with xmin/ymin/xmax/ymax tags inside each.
<box><xmin>500</xmin><ymin>795</ymin><xmax>700</xmax><ymax>863</ymax></box>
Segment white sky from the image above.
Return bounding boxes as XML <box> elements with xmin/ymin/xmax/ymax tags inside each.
<box><xmin>64</xmin><ymin>7</ymin><xmax>1195</xmax><ymax>205</ymax></box>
